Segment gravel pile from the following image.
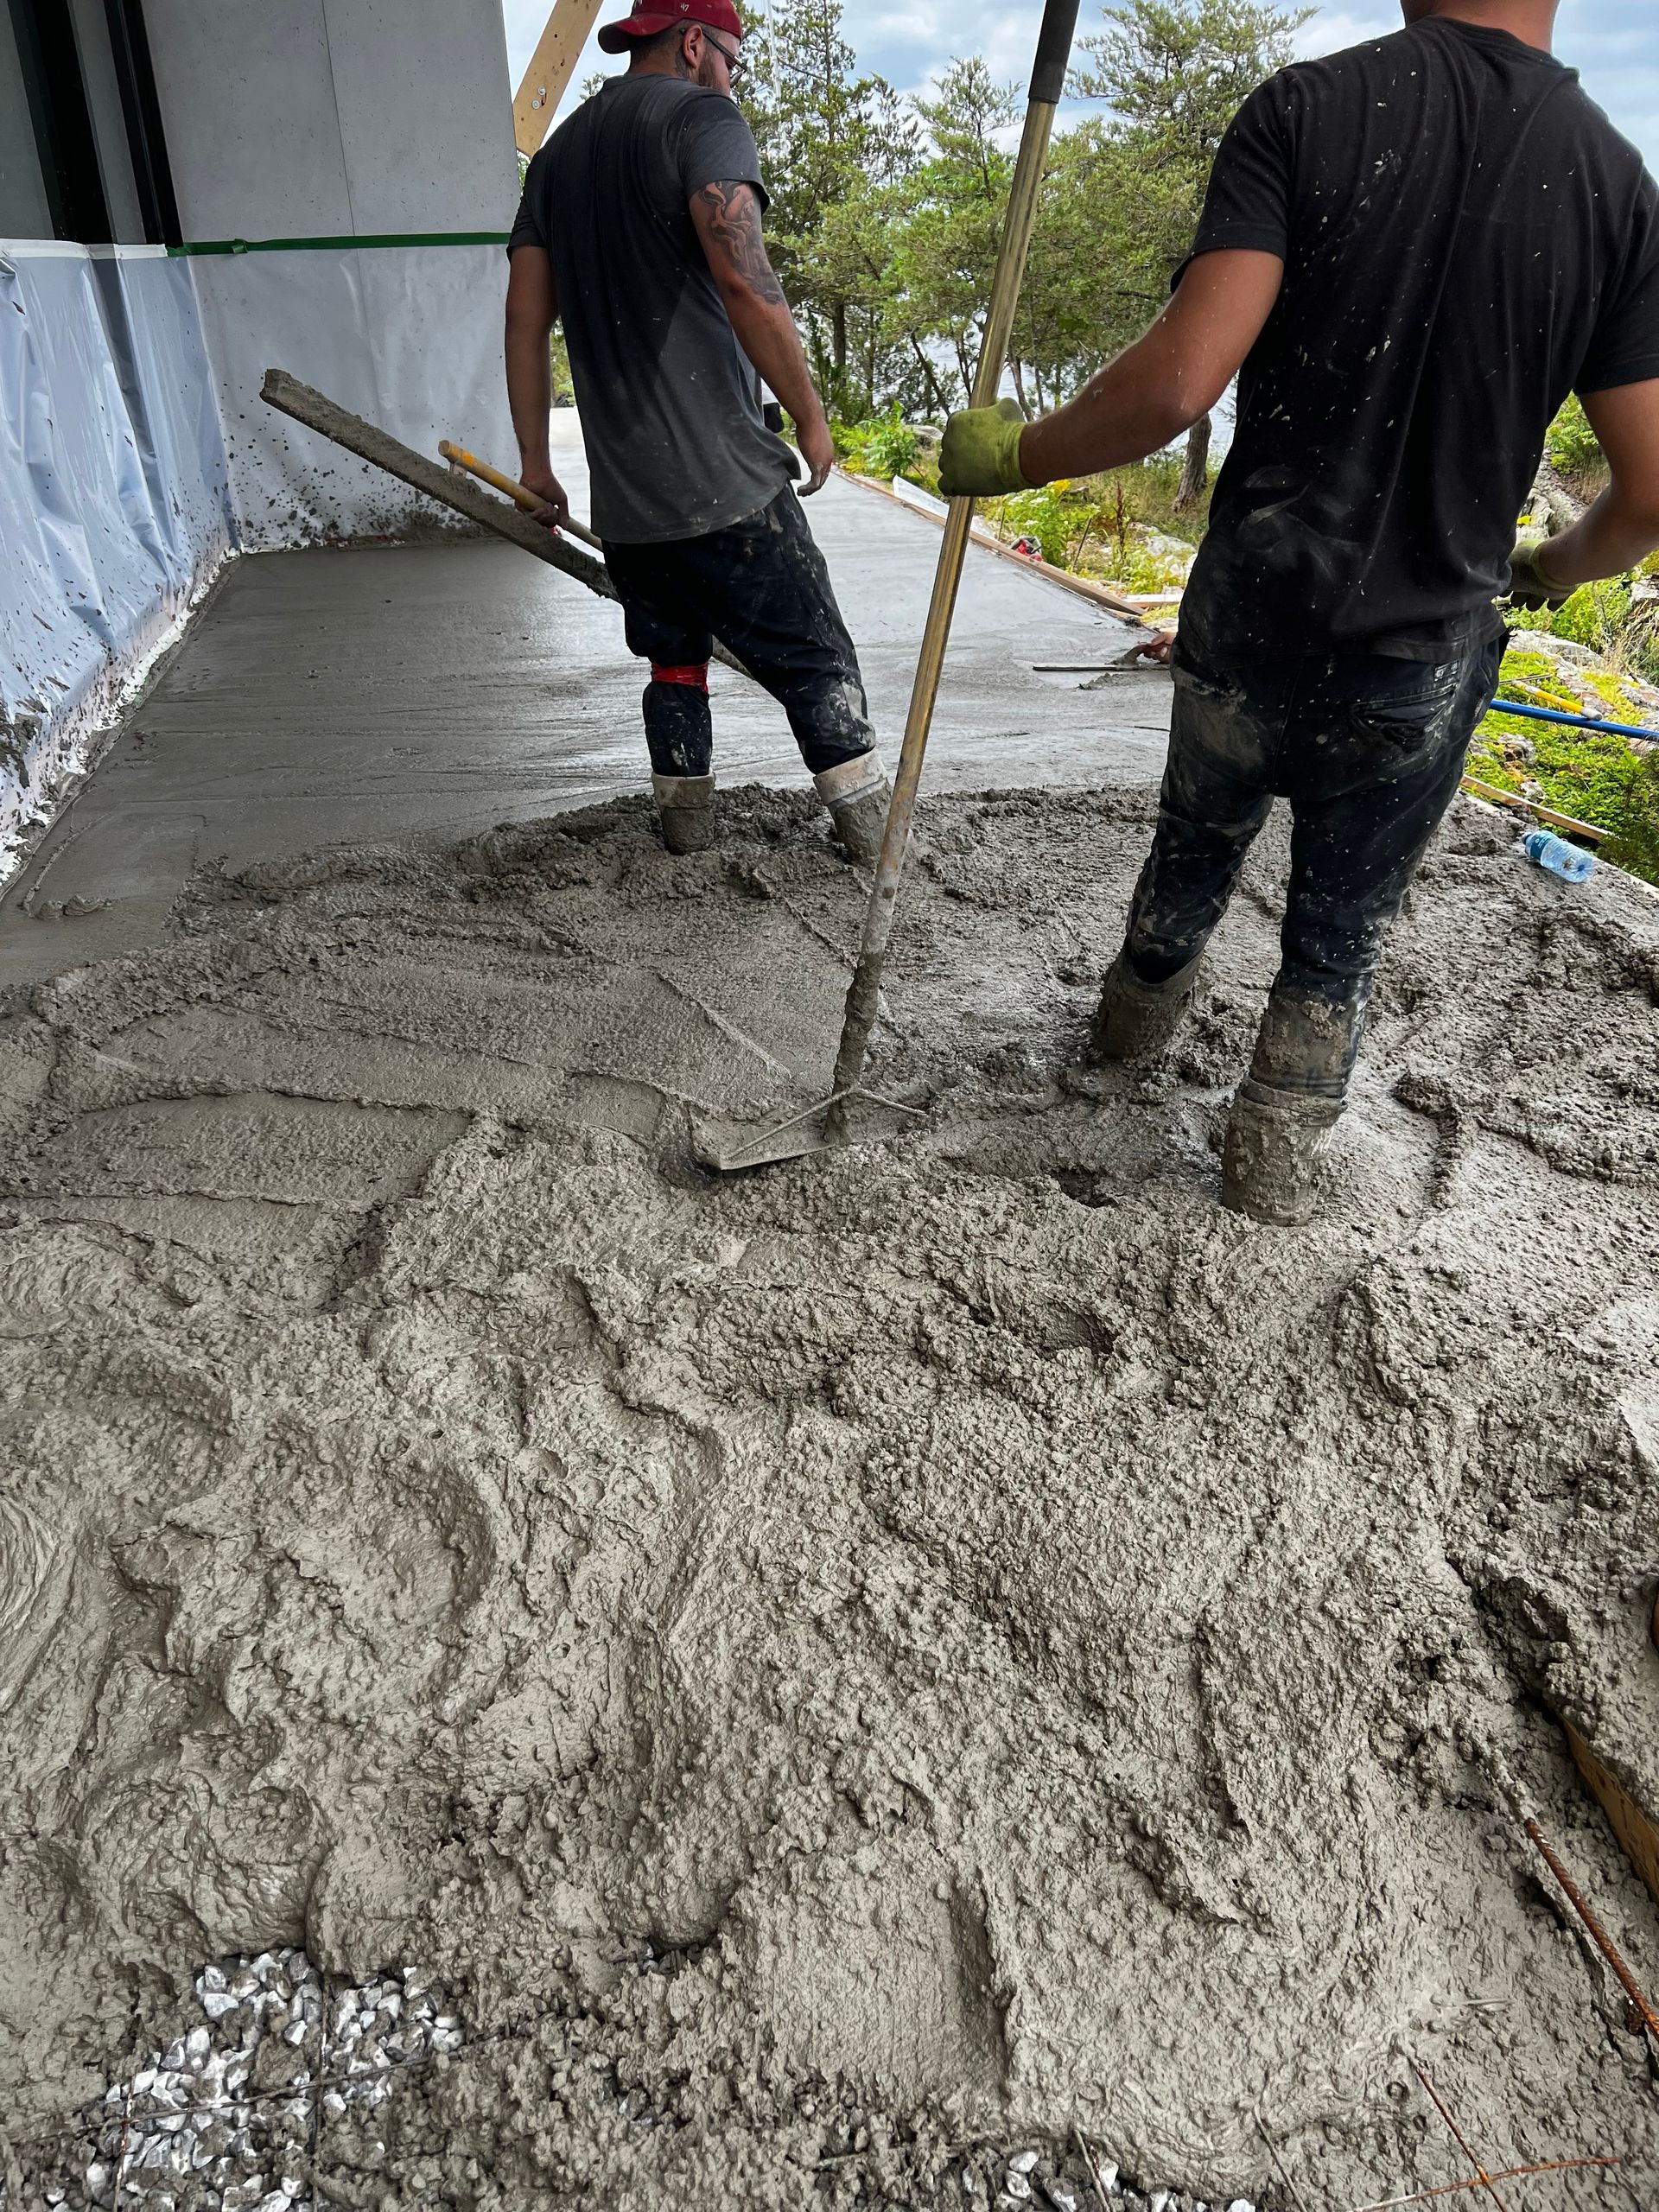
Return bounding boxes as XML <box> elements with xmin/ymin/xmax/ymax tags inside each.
<box><xmin>9</xmin><ymin>1948</ymin><xmax>460</xmax><ymax>2209</ymax></box>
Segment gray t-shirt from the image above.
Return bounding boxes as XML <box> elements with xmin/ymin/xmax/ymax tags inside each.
<box><xmin>510</xmin><ymin>74</ymin><xmax>794</xmax><ymax>544</ymax></box>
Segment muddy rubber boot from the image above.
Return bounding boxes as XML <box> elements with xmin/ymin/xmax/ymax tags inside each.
<box><xmin>1090</xmin><ymin>949</ymin><xmax>1204</xmax><ymax>1063</ymax></box>
<box><xmin>814</xmin><ymin>751</ymin><xmax>891</xmax><ymax>867</ymax></box>
<box><xmin>1222</xmin><ymin>987</ymin><xmax>1358</xmax><ymax>1223</ymax></box>
<box><xmin>1221</xmin><ymin>1078</ymin><xmax>1344</xmax><ymax>1225</ymax></box>
<box><xmin>652</xmin><ymin>772</ymin><xmax>716</xmax><ymax>855</ymax></box>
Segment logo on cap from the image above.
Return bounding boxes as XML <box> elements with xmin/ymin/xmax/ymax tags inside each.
<box><xmin>596</xmin><ymin>0</ymin><xmax>742</xmax><ymax>51</ymax></box>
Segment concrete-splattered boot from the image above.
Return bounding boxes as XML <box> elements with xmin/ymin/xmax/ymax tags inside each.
<box><xmin>1090</xmin><ymin>949</ymin><xmax>1204</xmax><ymax>1063</ymax></box>
<box><xmin>1221</xmin><ymin>988</ymin><xmax>1358</xmax><ymax>1224</ymax></box>
<box><xmin>652</xmin><ymin>772</ymin><xmax>716</xmax><ymax>855</ymax></box>
<box><xmin>1221</xmin><ymin>1080</ymin><xmax>1344</xmax><ymax>1224</ymax></box>
<box><xmin>814</xmin><ymin>751</ymin><xmax>891</xmax><ymax>867</ymax></box>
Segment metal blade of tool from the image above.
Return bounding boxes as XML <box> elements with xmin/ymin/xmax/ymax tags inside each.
<box><xmin>692</xmin><ymin>0</ymin><xmax>1084</xmax><ymax>1172</ymax></box>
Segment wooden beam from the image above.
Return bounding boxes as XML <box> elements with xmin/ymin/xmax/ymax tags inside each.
<box><xmin>1549</xmin><ymin>1595</ymin><xmax>1659</xmax><ymax>1912</ymax></box>
<box><xmin>841</xmin><ymin>469</ymin><xmax>1147</xmax><ymax>621</ymax></box>
<box><xmin>1565</xmin><ymin>1723</ymin><xmax>1659</xmax><ymax>1909</ymax></box>
<box><xmin>513</xmin><ymin>0</ymin><xmax>606</xmax><ymax>158</ymax></box>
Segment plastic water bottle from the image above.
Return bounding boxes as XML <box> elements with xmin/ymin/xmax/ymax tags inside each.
<box><xmin>1523</xmin><ymin>829</ymin><xmax>1595</xmax><ymax>884</ymax></box>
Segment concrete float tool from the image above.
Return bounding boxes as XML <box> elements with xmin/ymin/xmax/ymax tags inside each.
<box><xmin>690</xmin><ymin>0</ymin><xmax>1084</xmax><ymax>1172</ymax></box>
<box><xmin>257</xmin><ymin>370</ymin><xmax>752</xmax><ymax>676</ymax></box>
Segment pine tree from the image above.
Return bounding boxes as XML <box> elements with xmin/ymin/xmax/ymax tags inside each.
<box><xmin>741</xmin><ymin>0</ymin><xmax>917</xmax><ymax>411</ymax></box>
<box><xmin>894</xmin><ymin>60</ymin><xmax>1019</xmax><ymax>406</ymax></box>
<box><xmin>1072</xmin><ymin>0</ymin><xmax>1313</xmax><ymax>504</ymax></box>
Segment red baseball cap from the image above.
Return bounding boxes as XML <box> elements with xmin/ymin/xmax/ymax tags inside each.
<box><xmin>597</xmin><ymin>0</ymin><xmax>741</xmax><ymax>51</ymax></box>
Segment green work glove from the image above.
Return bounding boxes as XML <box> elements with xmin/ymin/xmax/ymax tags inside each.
<box><xmin>1507</xmin><ymin>531</ymin><xmax>1573</xmax><ymax>611</ymax></box>
<box><xmin>938</xmin><ymin>397</ymin><xmax>1031</xmax><ymax>499</ymax></box>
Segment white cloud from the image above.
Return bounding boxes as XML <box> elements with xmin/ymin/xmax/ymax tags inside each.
<box><xmin>1294</xmin><ymin>7</ymin><xmax>1398</xmax><ymax>56</ymax></box>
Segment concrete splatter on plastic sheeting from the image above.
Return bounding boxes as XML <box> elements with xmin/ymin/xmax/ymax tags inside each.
<box><xmin>1</xmin><ymin>784</ymin><xmax>1657</xmax><ymax>2210</ymax></box>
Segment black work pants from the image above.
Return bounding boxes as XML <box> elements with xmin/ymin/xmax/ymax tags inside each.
<box><xmin>602</xmin><ymin>489</ymin><xmax>875</xmax><ymax>780</ymax></box>
<box><xmin>1122</xmin><ymin>636</ymin><xmax>1505</xmax><ymax>1095</ymax></box>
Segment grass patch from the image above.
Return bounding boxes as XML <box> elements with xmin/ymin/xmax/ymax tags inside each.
<box><xmin>1471</xmin><ymin>645</ymin><xmax>1659</xmax><ymax>885</ymax></box>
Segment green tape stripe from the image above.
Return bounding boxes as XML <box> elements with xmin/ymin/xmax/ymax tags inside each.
<box><xmin>170</xmin><ymin>231</ymin><xmax>510</xmax><ymax>257</ymax></box>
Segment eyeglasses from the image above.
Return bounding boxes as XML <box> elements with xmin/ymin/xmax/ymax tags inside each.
<box><xmin>700</xmin><ymin>29</ymin><xmax>744</xmax><ymax>82</ymax></box>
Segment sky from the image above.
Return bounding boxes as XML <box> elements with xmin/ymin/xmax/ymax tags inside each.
<box><xmin>501</xmin><ymin>1</ymin><xmax>1659</xmax><ymax>168</ymax></box>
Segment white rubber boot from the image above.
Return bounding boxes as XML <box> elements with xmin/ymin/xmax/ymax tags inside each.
<box><xmin>813</xmin><ymin>751</ymin><xmax>891</xmax><ymax>867</ymax></box>
<box><xmin>1222</xmin><ymin>987</ymin><xmax>1359</xmax><ymax>1224</ymax></box>
<box><xmin>652</xmin><ymin>772</ymin><xmax>716</xmax><ymax>855</ymax></box>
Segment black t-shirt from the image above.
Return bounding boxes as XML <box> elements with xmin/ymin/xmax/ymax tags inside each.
<box><xmin>1179</xmin><ymin>20</ymin><xmax>1659</xmax><ymax>664</ymax></box>
<box><xmin>510</xmin><ymin>73</ymin><xmax>793</xmax><ymax>544</ymax></box>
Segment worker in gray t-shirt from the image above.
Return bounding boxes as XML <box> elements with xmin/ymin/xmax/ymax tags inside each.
<box><xmin>505</xmin><ymin>0</ymin><xmax>889</xmax><ymax>862</ymax></box>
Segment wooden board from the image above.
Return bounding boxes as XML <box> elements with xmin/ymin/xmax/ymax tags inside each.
<box><xmin>513</xmin><ymin>0</ymin><xmax>607</xmax><ymax>157</ymax></box>
<box><xmin>842</xmin><ymin>470</ymin><xmax>1146</xmax><ymax>621</ymax></box>
<box><xmin>1566</xmin><ymin>1720</ymin><xmax>1659</xmax><ymax>1909</ymax></box>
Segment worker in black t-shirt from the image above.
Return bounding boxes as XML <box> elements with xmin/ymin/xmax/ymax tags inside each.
<box><xmin>941</xmin><ymin>0</ymin><xmax>1659</xmax><ymax>1224</ymax></box>
<box><xmin>505</xmin><ymin>0</ymin><xmax>890</xmax><ymax>863</ymax></box>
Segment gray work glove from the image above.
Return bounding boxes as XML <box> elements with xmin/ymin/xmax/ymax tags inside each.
<box><xmin>1507</xmin><ymin>532</ymin><xmax>1574</xmax><ymax>610</ymax></box>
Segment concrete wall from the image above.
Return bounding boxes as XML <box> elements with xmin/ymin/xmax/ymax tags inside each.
<box><xmin>144</xmin><ymin>0</ymin><xmax>517</xmax><ymax>241</ymax></box>
<box><xmin>144</xmin><ymin>0</ymin><xmax>521</xmax><ymax>548</ymax></box>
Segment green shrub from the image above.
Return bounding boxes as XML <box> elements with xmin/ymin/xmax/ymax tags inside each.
<box><xmin>1094</xmin><ymin>538</ymin><xmax>1189</xmax><ymax>594</ymax></box>
<box><xmin>1545</xmin><ymin>395</ymin><xmax>1602</xmax><ymax>477</ymax></box>
<box><xmin>1551</xmin><ymin>576</ymin><xmax>1634</xmax><ymax>652</ymax></box>
<box><xmin>862</xmin><ymin>404</ymin><xmax>921</xmax><ymax>480</ymax></box>
<box><xmin>1604</xmin><ymin>752</ymin><xmax>1659</xmax><ymax>881</ymax></box>
<box><xmin>986</xmin><ymin>485</ymin><xmax>1082</xmax><ymax>568</ymax></box>
<box><xmin>833</xmin><ymin>405</ymin><xmax>921</xmax><ymax>480</ymax></box>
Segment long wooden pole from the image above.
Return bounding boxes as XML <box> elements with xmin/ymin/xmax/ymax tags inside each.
<box><xmin>260</xmin><ymin>369</ymin><xmax>614</xmax><ymax>593</ymax></box>
<box><xmin>828</xmin><ymin>0</ymin><xmax>1081</xmax><ymax>1110</ymax></box>
<box><xmin>439</xmin><ymin>437</ymin><xmax>603</xmax><ymax>550</ymax></box>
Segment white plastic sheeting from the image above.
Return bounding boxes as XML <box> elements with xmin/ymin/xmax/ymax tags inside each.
<box><xmin>0</xmin><ymin>237</ymin><xmax>517</xmax><ymax>883</ymax></box>
<box><xmin>189</xmin><ymin>242</ymin><xmax>517</xmax><ymax>549</ymax></box>
<box><xmin>0</xmin><ymin>243</ymin><xmax>233</xmax><ymax>879</ymax></box>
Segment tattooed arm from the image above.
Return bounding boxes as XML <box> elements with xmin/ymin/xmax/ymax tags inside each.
<box><xmin>690</xmin><ymin>179</ymin><xmax>834</xmax><ymax>493</ymax></box>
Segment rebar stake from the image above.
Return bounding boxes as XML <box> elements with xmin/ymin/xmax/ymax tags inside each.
<box><xmin>1408</xmin><ymin>2061</ymin><xmax>1514</xmax><ymax>2212</ymax></box>
<box><xmin>1524</xmin><ymin>1814</ymin><xmax>1659</xmax><ymax>2040</ymax></box>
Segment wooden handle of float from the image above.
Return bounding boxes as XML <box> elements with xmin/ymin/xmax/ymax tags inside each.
<box><xmin>439</xmin><ymin>439</ymin><xmax>603</xmax><ymax>551</ymax></box>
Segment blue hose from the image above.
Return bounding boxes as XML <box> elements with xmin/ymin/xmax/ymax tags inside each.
<box><xmin>1491</xmin><ymin>696</ymin><xmax>1659</xmax><ymax>743</ymax></box>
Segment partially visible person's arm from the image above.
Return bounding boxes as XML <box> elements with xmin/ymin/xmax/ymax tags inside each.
<box><xmin>690</xmin><ymin>180</ymin><xmax>834</xmax><ymax>493</ymax></box>
<box><xmin>505</xmin><ymin>244</ymin><xmax>569</xmax><ymax>530</ymax></box>
<box><xmin>1529</xmin><ymin>379</ymin><xmax>1659</xmax><ymax>590</ymax></box>
<box><xmin>939</xmin><ymin>250</ymin><xmax>1284</xmax><ymax>496</ymax></box>
<box><xmin>1021</xmin><ymin>251</ymin><xmax>1284</xmax><ymax>483</ymax></box>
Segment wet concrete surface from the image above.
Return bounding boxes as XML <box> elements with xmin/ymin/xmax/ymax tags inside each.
<box><xmin>0</xmin><ymin>416</ymin><xmax>1173</xmax><ymax>987</ymax></box>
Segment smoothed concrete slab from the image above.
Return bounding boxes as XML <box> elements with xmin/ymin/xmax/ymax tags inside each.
<box><xmin>0</xmin><ymin>416</ymin><xmax>1170</xmax><ymax>988</ymax></box>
